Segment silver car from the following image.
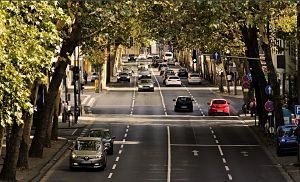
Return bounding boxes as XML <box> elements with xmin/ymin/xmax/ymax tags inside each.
<box><xmin>138</xmin><ymin>79</ymin><xmax>154</xmax><ymax>92</ymax></box>
<box><xmin>138</xmin><ymin>70</ymin><xmax>151</xmax><ymax>80</ymax></box>
<box><xmin>69</xmin><ymin>137</ymin><xmax>107</xmax><ymax>170</ymax></box>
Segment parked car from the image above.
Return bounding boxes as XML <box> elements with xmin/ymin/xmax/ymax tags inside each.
<box><xmin>69</xmin><ymin>137</ymin><xmax>107</xmax><ymax>170</ymax></box>
<box><xmin>276</xmin><ymin>125</ymin><xmax>298</xmax><ymax>156</ymax></box>
<box><xmin>137</xmin><ymin>54</ymin><xmax>147</xmax><ymax>60</ymax></box>
<box><xmin>188</xmin><ymin>73</ymin><xmax>202</xmax><ymax>84</ymax></box>
<box><xmin>138</xmin><ymin>70</ymin><xmax>151</xmax><ymax>80</ymax></box>
<box><xmin>165</xmin><ymin>76</ymin><xmax>181</xmax><ymax>87</ymax></box>
<box><xmin>117</xmin><ymin>72</ymin><xmax>130</xmax><ymax>82</ymax></box>
<box><xmin>138</xmin><ymin>79</ymin><xmax>155</xmax><ymax>92</ymax></box>
<box><xmin>121</xmin><ymin>55</ymin><xmax>129</xmax><ymax>63</ymax></box>
<box><xmin>90</xmin><ymin>72</ymin><xmax>99</xmax><ymax>82</ymax></box>
<box><xmin>207</xmin><ymin>99</ymin><xmax>230</xmax><ymax>116</ymax></box>
<box><xmin>88</xmin><ymin>128</ymin><xmax>116</xmax><ymax>155</ymax></box>
<box><xmin>177</xmin><ymin>68</ymin><xmax>188</xmax><ymax>78</ymax></box>
<box><xmin>173</xmin><ymin>96</ymin><xmax>194</xmax><ymax>112</ymax></box>
<box><xmin>128</xmin><ymin>54</ymin><xmax>136</xmax><ymax>62</ymax></box>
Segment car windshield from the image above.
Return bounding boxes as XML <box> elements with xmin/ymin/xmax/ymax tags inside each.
<box><xmin>89</xmin><ymin>130</ymin><xmax>111</xmax><ymax>138</ymax></box>
<box><xmin>75</xmin><ymin>140</ymin><xmax>102</xmax><ymax>151</ymax></box>
<box><xmin>169</xmin><ymin>76</ymin><xmax>179</xmax><ymax>79</ymax></box>
<box><xmin>190</xmin><ymin>74</ymin><xmax>199</xmax><ymax>77</ymax></box>
<box><xmin>92</xmin><ymin>73</ymin><xmax>98</xmax><ymax>76</ymax></box>
<box><xmin>278</xmin><ymin>126</ymin><xmax>297</xmax><ymax>137</ymax></box>
<box><xmin>165</xmin><ymin>53</ymin><xmax>172</xmax><ymax>56</ymax></box>
<box><xmin>140</xmin><ymin>79</ymin><xmax>152</xmax><ymax>83</ymax></box>
<box><xmin>212</xmin><ymin>100</ymin><xmax>226</xmax><ymax>104</ymax></box>
<box><xmin>120</xmin><ymin>73</ymin><xmax>128</xmax><ymax>76</ymax></box>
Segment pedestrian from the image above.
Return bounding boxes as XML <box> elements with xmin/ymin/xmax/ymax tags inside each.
<box><xmin>83</xmin><ymin>71</ymin><xmax>88</xmax><ymax>84</ymax></box>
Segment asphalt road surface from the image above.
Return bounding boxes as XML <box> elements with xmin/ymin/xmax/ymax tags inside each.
<box><xmin>41</xmin><ymin>61</ymin><xmax>289</xmax><ymax>182</ymax></box>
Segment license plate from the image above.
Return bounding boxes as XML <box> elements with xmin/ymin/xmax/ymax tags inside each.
<box><xmin>217</xmin><ymin>110</ymin><xmax>223</xmax><ymax>112</ymax></box>
<box><xmin>181</xmin><ymin>106</ymin><xmax>187</xmax><ymax>108</ymax></box>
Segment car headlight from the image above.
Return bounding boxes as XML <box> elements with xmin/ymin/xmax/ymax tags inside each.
<box><xmin>138</xmin><ymin>85</ymin><xmax>143</xmax><ymax>88</ymax></box>
<box><xmin>127</xmin><ymin>76</ymin><xmax>130</xmax><ymax>78</ymax></box>
<box><xmin>96</xmin><ymin>154</ymin><xmax>104</xmax><ymax>159</ymax></box>
<box><xmin>149</xmin><ymin>84</ymin><xmax>154</xmax><ymax>87</ymax></box>
<box><xmin>117</xmin><ymin>76</ymin><xmax>120</xmax><ymax>79</ymax></box>
<box><xmin>71</xmin><ymin>153</ymin><xmax>77</xmax><ymax>159</ymax></box>
<box><xmin>147</xmin><ymin>74</ymin><xmax>151</xmax><ymax>77</ymax></box>
<box><xmin>280</xmin><ymin>138</ymin><xmax>286</xmax><ymax>142</ymax></box>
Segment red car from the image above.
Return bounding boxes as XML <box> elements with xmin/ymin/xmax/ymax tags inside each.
<box><xmin>207</xmin><ymin>99</ymin><xmax>230</xmax><ymax>116</ymax></box>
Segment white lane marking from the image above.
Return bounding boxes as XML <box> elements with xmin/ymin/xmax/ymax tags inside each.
<box><xmin>87</xmin><ymin>98</ymin><xmax>95</xmax><ymax>107</ymax></box>
<box><xmin>151</xmin><ymin>67</ymin><xmax>167</xmax><ymax>116</ymax></box>
<box><xmin>72</xmin><ymin>129</ymin><xmax>78</xmax><ymax>136</ymax></box>
<box><xmin>213</xmin><ymin>135</ymin><xmax>216</xmax><ymax>139</ymax></box>
<box><xmin>222</xmin><ymin>158</ymin><xmax>227</xmax><ymax>163</ymax></box>
<box><xmin>211</xmin><ymin>130</ymin><xmax>214</xmax><ymax>134</ymax></box>
<box><xmin>122</xmin><ymin>139</ymin><xmax>126</xmax><ymax>142</ymax></box>
<box><xmin>115</xmin><ymin>157</ymin><xmax>120</xmax><ymax>162</ymax></box>
<box><xmin>171</xmin><ymin>144</ymin><xmax>260</xmax><ymax>147</ymax></box>
<box><xmin>228</xmin><ymin>174</ymin><xmax>233</xmax><ymax>180</ymax></box>
<box><xmin>126</xmin><ymin>129</ymin><xmax>129</xmax><ymax>132</ymax></box>
<box><xmin>225</xmin><ymin>166</ymin><xmax>230</xmax><ymax>171</ymax></box>
<box><xmin>127</xmin><ymin>125</ymin><xmax>130</xmax><ymax>129</ymax></box>
<box><xmin>120</xmin><ymin>144</ymin><xmax>124</xmax><ymax>149</ymax></box>
<box><xmin>130</xmin><ymin>76</ymin><xmax>136</xmax><ymax>115</ymax></box>
<box><xmin>209</xmin><ymin>126</ymin><xmax>212</xmax><ymax>130</ymax></box>
<box><xmin>167</xmin><ymin>126</ymin><xmax>171</xmax><ymax>182</ymax></box>
<box><xmin>108</xmin><ymin>173</ymin><xmax>113</xmax><ymax>179</ymax></box>
<box><xmin>81</xmin><ymin>95</ymin><xmax>91</xmax><ymax>105</ymax></box>
<box><xmin>124</xmin><ymin>133</ymin><xmax>127</xmax><ymax>138</ymax></box>
<box><xmin>119</xmin><ymin>150</ymin><xmax>122</xmax><ymax>154</ymax></box>
<box><xmin>112</xmin><ymin>164</ymin><xmax>116</xmax><ymax>170</ymax></box>
<box><xmin>218</xmin><ymin>145</ymin><xmax>224</xmax><ymax>156</ymax></box>
<box><xmin>215</xmin><ymin>140</ymin><xmax>219</xmax><ymax>144</ymax></box>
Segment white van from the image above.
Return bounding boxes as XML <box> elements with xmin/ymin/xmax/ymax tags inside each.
<box><xmin>163</xmin><ymin>52</ymin><xmax>173</xmax><ymax>61</ymax></box>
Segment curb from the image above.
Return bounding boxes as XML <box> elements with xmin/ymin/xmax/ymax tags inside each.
<box><xmin>28</xmin><ymin>139</ymin><xmax>72</xmax><ymax>182</ymax></box>
<box><xmin>239</xmin><ymin>116</ymin><xmax>295</xmax><ymax>182</ymax></box>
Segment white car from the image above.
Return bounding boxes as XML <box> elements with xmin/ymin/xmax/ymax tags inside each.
<box><xmin>137</xmin><ymin>54</ymin><xmax>147</xmax><ymax>60</ymax></box>
<box><xmin>165</xmin><ymin>76</ymin><xmax>181</xmax><ymax>87</ymax></box>
<box><xmin>163</xmin><ymin>52</ymin><xmax>173</xmax><ymax>61</ymax></box>
<box><xmin>138</xmin><ymin>70</ymin><xmax>151</xmax><ymax>80</ymax></box>
<box><xmin>138</xmin><ymin>62</ymin><xmax>149</xmax><ymax>70</ymax></box>
<box><xmin>188</xmin><ymin>73</ymin><xmax>202</xmax><ymax>84</ymax></box>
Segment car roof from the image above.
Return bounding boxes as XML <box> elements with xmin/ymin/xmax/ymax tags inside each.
<box><xmin>177</xmin><ymin>96</ymin><xmax>191</xmax><ymax>98</ymax></box>
<box><xmin>76</xmin><ymin>137</ymin><xmax>102</xmax><ymax>141</ymax></box>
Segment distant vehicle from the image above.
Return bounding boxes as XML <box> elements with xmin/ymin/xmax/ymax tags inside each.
<box><xmin>138</xmin><ymin>70</ymin><xmax>151</xmax><ymax>80</ymax></box>
<box><xmin>158</xmin><ymin>63</ymin><xmax>168</xmax><ymax>71</ymax></box>
<box><xmin>276</xmin><ymin>125</ymin><xmax>298</xmax><ymax>156</ymax></box>
<box><xmin>165</xmin><ymin>76</ymin><xmax>181</xmax><ymax>87</ymax></box>
<box><xmin>167</xmin><ymin>58</ymin><xmax>176</xmax><ymax>66</ymax></box>
<box><xmin>137</xmin><ymin>54</ymin><xmax>147</xmax><ymax>60</ymax></box>
<box><xmin>138</xmin><ymin>62</ymin><xmax>149</xmax><ymax>70</ymax></box>
<box><xmin>122</xmin><ymin>55</ymin><xmax>129</xmax><ymax>63</ymax></box>
<box><xmin>90</xmin><ymin>72</ymin><xmax>99</xmax><ymax>82</ymax></box>
<box><xmin>207</xmin><ymin>99</ymin><xmax>230</xmax><ymax>116</ymax></box>
<box><xmin>138</xmin><ymin>79</ymin><xmax>155</xmax><ymax>92</ymax></box>
<box><xmin>163</xmin><ymin>69</ymin><xmax>175</xmax><ymax>84</ymax></box>
<box><xmin>147</xmin><ymin>54</ymin><xmax>159</xmax><ymax>60</ymax></box>
<box><xmin>122</xmin><ymin>67</ymin><xmax>134</xmax><ymax>76</ymax></box>
<box><xmin>177</xmin><ymin>68</ymin><xmax>188</xmax><ymax>78</ymax></box>
<box><xmin>173</xmin><ymin>96</ymin><xmax>194</xmax><ymax>112</ymax></box>
<box><xmin>152</xmin><ymin>58</ymin><xmax>163</xmax><ymax>68</ymax></box>
<box><xmin>88</xmin><ymin>128</ymin><xmax>116</xmax><ymax>155</ymax></box>
<box><xmin>117</xmin><ymin>72</ymin><xmax>130</xmax><ymax>82</ymax></box>
<box><xmin>163</xmin><ymin>52</ymin><xmax>173</xmax><ymax>61</ymax></box>
<box><xmin>188</xmin><ymin>73</ymin><xmax>202</xmax><ymax>84</ymax></box>
<box><xmin>151</xmin><ymin>54</ymin><xmax>160</xmax><ymax>60</ymax></box>
<box><xmin>128</xmin><ymin>54</ymin><xmax>136</xmax><ymax>62</ymax></box>
<box><xmin>69</xmin><ymin>137</ymin><xmax>107</xmax><ymax>170</ymax></box>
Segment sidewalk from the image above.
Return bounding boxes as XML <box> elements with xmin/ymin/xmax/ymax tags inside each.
<box><xmin>0</xmin><ymin>122</ymin><xmax>86</xmax><ymax>182</ymax></box>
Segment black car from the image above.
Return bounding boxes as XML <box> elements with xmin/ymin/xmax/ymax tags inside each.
<box><xmin>173</xmin><ymin>96</ymin><xmax>194</xmax><ymax>112</ymax></box>
<box><xmin>177</xmin><ymin>68</ymin><xmax>188</xmax><ymax>78</ymax></box>
<box><xmin>276</xmin><ymin>125</ymin><xmax>298</xmax><ymax>156</ymax></box>
<box><xmin>88</xmin><ymin>128</ymin><xmax>116</xmax><ymax>155</ymax></box>
<box><xmin>117</xmin><ymin>72</ymin><xmax>130</xmax><ymax>82</ymax></box>
<box><xmin>128</xmin><ymin>54</ymin><xmax>136</xmax><ymax>62</ymax></box>
<box><xmin>152</xmin><ymin>58</ymin><xmax>163</xmax><ymax>68</ymax></box>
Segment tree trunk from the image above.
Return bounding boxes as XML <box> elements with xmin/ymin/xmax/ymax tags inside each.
<box><xmin>297</xmin><ymin>2</ymin><xmax>300</xmax><ymax>104</ymax></box>
<box><xmin>240</xmin><ymin>25</ymin><xmax>268</xmax><ymax>127</ymax></box>
<box><xmin>106</xmin><ymin>44</ymin><xmax>111</xmax><ymax>84</ymax></box>
<box><xmin>0</xmin><ymin>122</ymin><xmax>23</xmax><ymax>181</ymax></box>
<box><xmin>17</xmin><ymin>80</ymin><xmax>40</xmax><ymax>169</ymax></box>
<box><xmin>51</xmin><ymin>92</ymin><xmax>61</xmax><ymax>141</ymax></box>
<box><xmin>0</xmin><ymin>126</ymin><xmax>4</xmax><ymax>157</ymax></box>
<box><xmin>29</xmin><ymin>18</ymin><xmax>81</xmax><ymax>158</ymax></box>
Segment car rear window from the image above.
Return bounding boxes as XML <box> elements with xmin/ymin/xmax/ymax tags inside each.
<box><xmin>212</xmin><ymin>100</ymin><xmax>226</xmax><ymax>104</ymax></box>
<box><xmin>169</xmin><ymin>76</ymin><xmax>179</xmax><ymax>79</ymax></box>
<box><xmin>278</xmin><ymin>126</ymin><xmax>296</xmax><ymax>137</ymax></box>
<box><xmin>190</xmin><ymin>74</ymin><xmax>199</xmax><ymax>77</ymax></box>
<box><xmin>165</xmin><ymin>53</ymin><xmax>172</xmax><ymax>56</ymax></box>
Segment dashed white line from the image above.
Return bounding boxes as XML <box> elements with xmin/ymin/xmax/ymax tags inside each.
<box><xmin>124</xmin><ymin>133</ymin><xmax>127</xmax><ymax>138</ymax></box>
<box><xmin>222</xmin><ymin>158</ymin><xmax>227</xmax><ymax>163</ymax></box>
<box><xmin>120</xmin><ymin>144</ymin><xmax>124</xmax><ymax>149</ymax></box>
<box><xmin>118</xmin><ymin>150</ymin><xmax>122</xmax><ymax>154</ymax></box>
<box><xmin>72</xmin><ymin>129</ymin><xmax>78</xmax><ymax>136</ymax></box>
<box><xmin>167</xmin><ymin>126</ymin><xmax>171</xmax><ymax>182</ymax></box>
<box><xmin>112</xmin><ymin>164</ymin><xmax>117</xmax><ymax>170</ymax></box>
<box><xmin>225</xmin><ymin>166</ymin><xmax>230</xmax><ymax>171</ymax></box>
<box><xmin>115</xmin><ymin>157</ymin><xmax>120</xmax><ymax>162</ymax></box>
<box><xmin>215</xmin><ymin>140</ymin><xmax>219</xmax><ymax>144</ymax></box>
<box><xmin>126</xmin><ymin>129</ymin><xmax>129</xmax><ymax>132</ymax></box>
<box><xmin>213</xmin><ymin>135</ymin><xmax>217</xmax><ymax>139</ymax></box>
<box><xmin>228</xmin><ymin>174</ymin><xmax>233</xmax><ymax>180</ymax></box>
<box><xmin>127</xmin><ymin>125</ymin><xmax>130</xmax><ymax>129</ymax></box>
<box><xmin>211</xmin><ymin>130</ymin><xmax>215</xmax><ymax>134</ymax></box>
<box><xmin>122</xmin><ymin>139</ymin><xmax>126</xmax><ymax>142</ymax></box>
<box><xmin>218</xmin><ymin>145</ymin><xmax>224</xmax><ymax>156</ymax></box>
<box><xmin>108</xmin><ymin>173</ymin><xmax>113</xmax><ymax>179</ymax></box>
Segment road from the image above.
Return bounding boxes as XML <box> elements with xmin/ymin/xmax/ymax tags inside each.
<box><xmin>42</xmin><ymin>60</ymin><xmax>288</xmax><ymax>182</ymax></box>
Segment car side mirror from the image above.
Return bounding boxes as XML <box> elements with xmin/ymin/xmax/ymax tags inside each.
<box><xmin>112</xmin><ymin>136</ymin><xmax>116</xmax><ymax>140</ymax></box>
<box><xmin>207</xmin><ymin>102</ymin><xmax>210</xmax><ymax>105</ymax></box>
<box><xmin>173</xmin><ymin>99</ymin><xmax>176</xmax><ymax>101</ymax></box>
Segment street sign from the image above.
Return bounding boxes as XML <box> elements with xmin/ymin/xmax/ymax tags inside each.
<box><xmin>264</xmin><ymin>100</ymin><xmax>274</xmax><ymax>112</ymax></box>
<box><xmin>242</xmin><ymin>82</ymin><xmax>250</xmax><ymax>89</ymax></box>
<box><xmin>295</xmin><ymin>105</ymin><xmax>300</xmax><ymax>115</ymax></box>
<box><xmin>192</xmin><ymin>150</ymin><xmax>199</xmax><ymax>156</ymax></box>
<box><xmin>247</xmin><ymin>73</ymin><xmax>252</xmax><ymax>81</ymax></box>
<box><xmin>265</xmin><ymin>85</ymin><xmax>272</xmax><ymax>95</ymax></box>
<box><xmin>192</xmin><ymin>59</ymin><xmax>197</xmax><ymax>63</ymax></box>
<box><xmin>212</xmin><ymin>51</ymin><xmax>221</xmax><ymax>61</ymax></box>
<box><xmin>242</xmin><ymin>75</ymin><xmax>249</xmax><ymax>82</ymax></box>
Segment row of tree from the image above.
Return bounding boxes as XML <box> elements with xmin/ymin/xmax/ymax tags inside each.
<box><xmin>0</xmin><ymin>1</ymin><xmax>298</xmax><ymax>181</ymax></box>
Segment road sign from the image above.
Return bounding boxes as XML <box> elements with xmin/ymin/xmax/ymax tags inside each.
<box><xmin>192</xmin><ymin>59</ymin><xmax>197</xmax><ymax>63</ymax></box>
<box><xmin>265</xmin><ymin>85</ymin><xmax>272</xmax><ymax>95</ymax></box>
<box><xmin>192</xmin><ymin>150</ymin><xmax>199</xmax><ymax>156</ymax></box>
<box><xmin>242</xmin><ymin>75</ymin><xmax>249</xmax><ymax>82</ymax></box>
<box><xmin>247</xmin><ymin>73</ymin><xmax>252</xmax><ymax>81</ymax></box>
<box><xmin>212</xmin><ymin>51</ymin><xmax>221</xmax><ymax>61</ymax></box>
<box><xmin>264</xmin><ymin>100</ymin><xmax>274</xmax><ymax>112</ymax></box>
<box><xmin>242</xmin><ymin>82</ymin><xmax>250</xmax><ymax>89</ymax></box>
<box><xmin>295</xmin><ymin>105</ymin><xmax>300</xmax><ymax>115</ymax></box>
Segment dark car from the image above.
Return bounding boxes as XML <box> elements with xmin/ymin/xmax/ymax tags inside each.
<box><xmin>117</xmin><ymin>72</ymin><xmax>130</xmax><ymax>82</ymax></box>
<box><xmin>152</xmin><ymin>58</ymin><xmax>163</xmax><ymax>68</ymax></box>
<box><xmin>276</xmin><ymin>125</ymin><xmax>298</xmax><ymax>156</ymax></box>
<box><xmin>173</xmin><ymin>96</ymin><xmax>194</xmax><ymax>112</ymax></box>
<box><xmin>128</xmin><ymin>54</ymin><xmax>136</xmax><ymax>62</ymax></box>
<box><xmin>177</xmin><ymin>68</ymin><xmax>188</xmax><ymax>78</ymax></box>
<box><xmin>88</xmin><ymin>128</ymin><xmax>116</xmax><ymax>155</ymax></box>
<box><xmin>69</xmin><ymin>137</ymin><xmax>107</xmax><ymax>170</ymax></box>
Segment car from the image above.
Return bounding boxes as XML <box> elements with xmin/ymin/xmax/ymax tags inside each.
<box><xmin>152</xmin><ymin>58</ymin><xmax>163</xmax><ymax>68</ymax></box>
<box><xmin>138</xmin><ymin>62</ymin><xmax>149</xmax><ymax>70</ymax></box>
<box><xmin>207</xmin><ymin>99</ymin><xmax>230</xmax><ymax>116</ymax></box>
<box><xmin>167</xmin><ymin>58</ymin><xmax>176</xmax><ymax>66</ymax></box>
<box><xmin>122</xmin><ymin>67</ymin><xmax>134</xmax><ymax>76</ymax></box>
<box><xmin>177</xmin><ymin>68</ymin><xmax>188</xmax><ymax>78</ymax></box>
<box><xmin>163</xmin><ymin>51</ymin><xmax>173</xmax><ymax>61</ymax></box>
<box><xmin>138</xmin><ymin>70</ymin><xmax>151</xmax><ymax>80</ymax></box>
<box><xmin>88</xmin><ymin>128</ymin><xmax>116</xmax><ymax>155</ymax></box>
<box><xmin>69</xmin><ymin>137</ymin><xmax>107</xmax><ymax>170</ymax></box>
<box><xmin>163</xmin><ymin>69</ymin><xmax>175</xmax><ymax>84</ymax></box>
<box><xmin>128</xmin><ymin>54</ymin><xmax>136</xmax><ymax>62</ymax></box>
<box><xmin>276</xmin><ymin>125</ymin><xmax>298</xmax><ymax>156</ymax></box>
<box><xmin>165</xmin><ymin>76</ymin><xmax>181</xmax><ymax>87</ymax></box>
<box><xmin>138</xmin><ymin>79</ymin><xmax>155</xmax><ymax>92</ymax></box>
<box><xmin>117</xmin><ymin>72</ymin><xmax>130</xmax><ymax>82</ymax></box>
<box><xmin>137</xmin><ymin>54</ymin><xmax>147</xmax><ymax>60</ymax></box>
<box><xmin>158</xmin><ymin>63</ymin><xmax>168</xmax><ymax>71</ymax></box>
<box><xmin>121</xmin><ymin>55</ymin><xmax>129</xmax><ymax>63</ymax></box>
<box><xmin>188</xmin><ymin>73</ymin><xmax>202</xmax><ymax>84</ymax></box>
<box><xmin>90</xmin><ymin>72</ymin><xmax>99</xmax><ymax>82</ymax></box>
<box><xmin>173</xmin><ymin>96</ymin><xmax>194</xmax><ymax>112</ymax></box>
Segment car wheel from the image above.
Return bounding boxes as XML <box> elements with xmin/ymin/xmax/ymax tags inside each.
<box><xmin>69</xmin><ymin>165</ymin><xmax>75</xmax><ymax>171</ymax></box>
<box><xmin>108</xmin><ymin>147</ymin><xmax>114</xmax><ymax>155</ymax></box>
<box><xmin>174</xmin><ymin>108</ymin><xmax>178</xmax><ymax>112</ymax></box>
<box><xmin>190</xmin><ymin>108</ymin><xmax>193</xmax><ymax>112</ymax></box>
